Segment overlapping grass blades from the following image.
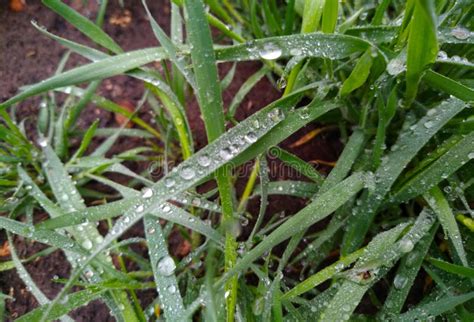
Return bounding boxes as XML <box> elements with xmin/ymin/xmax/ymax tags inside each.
<box><xmin>1</xmin><ymin>0</ymin><xmax>473</xmax><ymax>320</ymax></box>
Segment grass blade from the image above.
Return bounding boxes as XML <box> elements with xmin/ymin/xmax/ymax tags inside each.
<box><xmin>144</xmin><ymin>216</ymin><xmax>187</xmax><ymax>320</ymax></box>
<box><xmin>42</xmin><ymin>0</ymin><xmax>122</xmax><ymax>53</ymax></box>
<box><xmin>343</xmin><ymin>98</ymin><xmax>466</xmax><ymax>254</ymax></box>
<box><xmin>425</xmin><ymin>186</ymin><xmax>468</xmax><ymax>266</ymax></box>
<box><xmin>393</xmin><ymin>292</ymin><xmax>474</xmax><ymax>322</ymax></box>
<box><xmin>405</xmin><ymin>0</ymin><xmax>438</xmax><ymax>105</ymax></box>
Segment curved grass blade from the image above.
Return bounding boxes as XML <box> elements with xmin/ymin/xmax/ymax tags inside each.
<box><xmin>31</xmin><ymin>21</ymin><xmax>108</xmax><ymax>61</ymax></box>
<box><xmin>7</xmin><ymin>233</ymin><xmax>74</xmax><ymax>322</ymax></box>
<box><xmin>42</xmin><ymin>0</ymin><xmax>122</xmax><ymax>54</ymax></box>
<box><xmin>339</xmin><ymin>49</ymin><xmax>373</xmax><ymax>96</ymax></box>
<box><xmin>424</xmin><ymin>186</ymin><xmax>468</xmax><ymax>266</ymax></box>
<box><xmin>142</xmin><ymin>0</ymin><xmax>196</xmax><ymax>90</ymax></box>
<box><xmin>0</xmin><ymin>48</ymin><xmax>167</xmax><ymax>109</ymax></box>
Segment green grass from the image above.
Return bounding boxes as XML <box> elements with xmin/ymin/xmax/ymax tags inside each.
<box><xmin>0</xmin><ymin>0</ymin><xmax>473</xmax><ymax>321</ymax></box>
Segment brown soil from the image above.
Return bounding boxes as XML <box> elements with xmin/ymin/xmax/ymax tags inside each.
<box><xmin>0</xmin><ymin>0</ymin><xmax>341</xmax><ymax>320</ymax></box>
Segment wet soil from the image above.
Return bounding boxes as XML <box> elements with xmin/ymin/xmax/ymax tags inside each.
<box><xmin>0</xmin><ymin>0</ymin><xmax>343</xmax><ymax>320</ymax></box>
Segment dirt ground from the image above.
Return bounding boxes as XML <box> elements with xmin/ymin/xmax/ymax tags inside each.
<box><xmin>0</xmin><ymin>0</ymin><xmax>342</xmax><ymax>320</ymax></box>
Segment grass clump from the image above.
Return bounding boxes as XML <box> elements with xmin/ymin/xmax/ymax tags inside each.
<box><xmin>1</xmin><ymin>0</ymin><xmax>473</xmax><ymax>321</ymax></box>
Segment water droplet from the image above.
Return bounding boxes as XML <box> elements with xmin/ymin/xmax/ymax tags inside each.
<box><xmin>161</xmin><ymin>204</ymin><xmax>171</xmax><ymax>213</ymax></box>
<box><xmin>290</xmin><ymin>48</ymin><xmax>302</xmax><ymax>56</ymax></box>
<box><xmin>393</xmin><ymin>274</ymin><xmax>407</xmax><ymax>289</ymax></box>
<box><xmin>38</xmin><ymin>137</ymin><xmax>48</xmax><ymax>147</ymax></box>
<box><xmin>468</xmin><ymin>152</ymin><xmax>474</xmax><ymax>159</ymax></box>
<box><xmin>167</xmin><ymin>284</ymin><xmax>176</xmax><ymax>294</ymax></box>
<box><xmin>164</xmin><ymin>178</ymin><xmax>175</xmax><ymax>188</ymax></box>
<box><xmin>197</xmin><ymin>154</ymin><xmax>211</xmax><ymax>167</ymax></box>
<box><xmin>244</xmin><ymin>132</ymin><xmax>257</xmax><ymax>143</ymax></box>
<box><xmin>258</xmin><ymin>44</ymin><xmax>282</xmax><ymax>60</ymax></box>
<box><xmin>405</xmin><ymin>251</ymin><xmax>419</xmax><ymax>267</ymax></box>
<box><xmin>142</xmin><ymin>187</ymin><xmax>153</xmax><ymax>199</ymax></box>
<box><xmin>191</xmin><ymin>198</ymin><xmax>201</xmax><ymax>206</ymax></box>
<box><xmin>335</xmin><ymin>262</ymin><xmax>345</xmax><ymax>272</ymax></box>
<box><xmin>437</xmin><ymin>51</ymin><xmax>448</xmax><ymax>60</ymax></box>
<box><xmin>387</xmin><ymin>58</ymin><xmax>405</xmax><ymax>76</ymax></box>
<box><xmin>399</xmin><ymin>239</ymin><xmax>414</xmax><ymax>253</ymax></box>
<box><xmin>82</xmin><ymin>239</ymin><xmax>93</xmax><ymax>250</ymax></box>
<box><xmin>157</xmin><ymin>256</ymin><xmax>176</xmax><ymax>276</ymax></box>
<box><xmin>219</xmin><ymin>147</ymin><xmax>233</xmax><ymax>160</ymax></box>
<box><xmin>451</xmin><ymin>26</ymin><xmax>470</xmax><ymax>40</ymax></box>
<box><xmin>136</xmin><ymin>205</ymin><xmax>144</xmax><ymax>213</ymax></box>
<box><xmin>276</xmin><ymin>77</ymin><xmax>287</xmax><ymax>89</ymax></box>
<box><xmin>85</xmin><ymin>270</ymin><xmax>94</xmax><ymax>278</ymax></box>
<box><xmin>147</xmin><ymin>227</ymin><xmax>156</xmax><ymax>234</ymax></box>
<box><xmin>423</xmin><ymin>121</ymin><xmax>434</xmax><ymax>129</ymax></box>
<box><xmin>180</xmin><ymin>166</ymin><xmax>195</xmax><ymax>180</ymax></box>
<box><xmin>95</xmin><ymin>235</ymin><xmax>104</xmax><ymax>244</ymax></box>
<box><xmin>224</xmin><ymin>290</ymin><xmax>230</xmax><ymax>298</ymax></box>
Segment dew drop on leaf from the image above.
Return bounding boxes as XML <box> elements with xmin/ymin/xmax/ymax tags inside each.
<box><xmin>399</xmin><ymin>239</ymin><xmax>414</xmax><ymax>253</ymax></box>
<box><xmin>451</xmin><ymin>26</ymin><xmax>471</xmax><ymax>40</ymax></box>
<box><xmin>142</xmin><ymin>187</ymin><xmax>153</xmax><ymax>199</ymax></box>
<box><xmin>82</xmin><ymin>239</ymin><xmax>93</xmax><ymax>250</ymax></box>
<box><xmin>423</xmin><ymin>121</ymin><xmax>434</xmax><ymax>129</ymax></box>
<box><xmin>244</xmin><ymin>132</ymin><xmax>257</xmax><ymax>143</ymax></box>
<box><xmin>197</xmin><ymin>154</ymin><xmax>211</xmax><ymax>167</ymax></box>
<box><xmin>180</xmin><ymin>166</ymin><xmax>195</xmax><ymax>180</ymax></box>
<box><xmin>157</xmin><ymin>255</ymin><xmax>176</xmax><ymax>276</ymax></box>
<box><xmin>393</xmin><ymin>274</ymin><xmax>407</xmax><ymax>289</ymax></box>
<box><xmin>164</xmin><ymin>178</ymin><xmax>175</xmax><ymax>188</ymax></box>
<box><xmin>219</xmin><ymin>147</ymin><xmax>234</xmax><ymax>160</ymax></box>
<box><xmin>258</xmin><ymin>43</ymin><xmax>282</xmax><ymax>60</ymax></box>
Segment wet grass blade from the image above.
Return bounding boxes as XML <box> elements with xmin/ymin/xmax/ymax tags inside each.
<box><xmin>0</xmin><ymin>48</ymin><xmax>166</xmax><ymax>109</ymax></box>
<box><xmin>16</xmin><ymin>290</ymin><xmax>104</xmax><ymax>322</ymax></box>
<box><xmin>269</xmin><ymin>146</ymin><xmax>324</xmax><ymax>184</ymax></box>
<box><xmin>427</xmin><ymin>257</ymin><xmax>474</xmax><ymax>278</ymax></box>
<box><xmin>391</xmin><ymin>131</ymin><xmax>474</xmax><ymax>204</ymax></box>
<box><xmin>405</xmin><ymin>0</ymin><xmax>438</xmax><ymax>105</ymax></box>
<box><xmin>216</xmin><ymin>33</ymin><xmax>371</xmax><ymax>62</ymax></box>
<box><xmin>424</xmin><ymin>70</ymin><xmax>474</xmax><ymax>102</ymax></box>
<box><xmin>282</xmin><ymin>248</ymin><xmax>365</xmax><ymax>300</ymax></box>
<box><xmin>184</xmin><ymin>0</ymin><xmax>238</xmax><ymax>319</ymax></box>
<box><xmin>321</xmin><ymin>210</ymin><xmax>435</xmax><ymax>321</ymax></box>
<box><xmin>142</xmin><ymin>0</ymin><xmax>196</xmax><ymax>90</ymax></box>
<box><xmin>343</xmin><ymin>98</ymin><xmax>466</xmax><ymax>254</ymax></box>
<box><xmin>42</xmin><ymin>0</ymin><xmax>122</xmax><ymax>54</ymax></box>
<box><xmin>144</xmin><ymin>216</ymin><xmax>187</xmax><ymax>320</ymax></box>
<box><xmin>381</xmin><ymin>223</ymin><xmax>438</xmax><ymax>316</ymax></box>
<box><xmin>424</xmin><ymin>186</ymin><xmax>468</xmax><ymax>266</ymax></box>
<box><xmin>392</xmin><ymin>292</ymin><xmax>474</xmax><ymax>322</ymax></box>
<box><xmin>228</xmin><ymin>66</ymin><xmax>268</xmax><ymax>118</ymax></box>
<box><xmin>222</xmin><ymin>172</ymin><xmax>369</xmax><ymax>282</ymax></box>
